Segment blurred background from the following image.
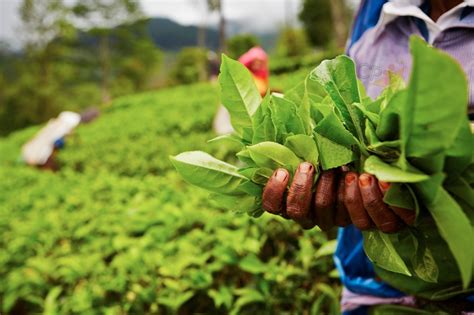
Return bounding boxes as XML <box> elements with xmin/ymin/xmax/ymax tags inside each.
<box><xmin>0</xmin><ymin>0</ymin><xmax>359</xmax><ymax>314</ymax></box>
<box><xmin>0</xmin><ymin>0</ymin><xmax>360</xmax><ymax>135</ymax></box>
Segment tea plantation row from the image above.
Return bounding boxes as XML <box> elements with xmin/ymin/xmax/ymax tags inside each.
<box><xmin>0</xmin><ymin>71</ymin><xmax>341</xmax><ymax>314</ymax></box>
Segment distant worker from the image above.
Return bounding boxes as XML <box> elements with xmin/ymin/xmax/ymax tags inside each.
<box><xmin>237</xmin><ymin>46</ymin><xmax>270</xmax><ymax>96</ymax></box>
<box><xmin>22</xmin><ymin>111</ymin><xmax>82</xmax><ymax>171</ymax></box>
<box><xmin>207</xmin><ymin>51</ymin><xmax>220</xmax><ymax>81</ymax></box>
<box><xmin>213</xmin><ymin>46</ymin><xmax>269</xmax><ymax>135</ymax></box>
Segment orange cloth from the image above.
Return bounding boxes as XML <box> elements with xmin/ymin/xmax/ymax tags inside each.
<box><xmin>253</xmin><ymin>77</ymin><xmax>268</xmax><ymax>96</ymax></box>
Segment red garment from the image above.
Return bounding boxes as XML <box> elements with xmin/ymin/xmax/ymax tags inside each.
<box><xmin>238</xmin><ymin>47</ymin><xmax>269</xmax><ymax>83</ymax></box>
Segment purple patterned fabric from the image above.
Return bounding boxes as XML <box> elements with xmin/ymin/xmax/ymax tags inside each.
<box><xmin>341</xmin><ymin>287</ymin><xmax>416</xmax><ymax>312</ymax></box>
<box><xmin>348</xmin><ymin>15</ymin><xmax>474</xmax><ymax>111</ymax></box>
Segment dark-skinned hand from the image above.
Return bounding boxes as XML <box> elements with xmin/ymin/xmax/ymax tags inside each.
<box><xmin>262</xmin><ymin>162</ymin><xmax>415</xmax><ymax>233</ymax></box>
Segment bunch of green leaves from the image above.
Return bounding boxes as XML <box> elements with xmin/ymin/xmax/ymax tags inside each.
<box><xmin>171</xmin><ymin>36</ymin><xmax>473</xmax><ymax>297</ymax></box>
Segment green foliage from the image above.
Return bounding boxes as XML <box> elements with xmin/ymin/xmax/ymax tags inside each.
<box><xmin>362</xmin><ymin>231</ymin><xmax>411</xmax><ymax>276</ymax></box>
<box><xmin>172</xmin><ymin>37</ymin><xmax>474</xmax><ymax>298</ymax></box>
<box><xmin>19</xmin><ymin>0</ymin><xmax>75</xmax><ymax>49</ymax></box>
<box><xmin>298</xmin><ymin>0</ymin><xmax>351</xmax><ymax>47</ymax></box>
<box><xmin>0</xmin><ymin>76</ymin><xmax>340</xmax><ymax>314</ymax></box>
<box><xmin>276</xmin><ymin>28</ymin><xmax>310</xmax><ymax>58</ymax></box>
<box><xmin>269</xmin><ymin>50</ymin><xmax>340</xmax><ymax>75</ymax></box>
<box><xmin>0</xmin><ymin>0</ymin><xmax>161</xmax><ymax>136</ymax></box>
<box><xmin>299</xmin><ymin>0</ymin><xmax>333</xmax><ymax>47</ymax></box>
<box><xmin>171</xmin><ymin>151</ymin><xmax>248</xmax><ymax>195</ymax></box>
<box><xmin>72</xmin><ymin>0</ymin><xmax>141</xmax><ymax>25</ymax></box>
<box><xmin>226</xmin><ymin>34</ymin><xmax>259</xmax><ymax>59</ymax></box>
<box><xmin>219</xmin><ymin>55</ymin><xmax>261</xmax><ymax>142</ymax></box>
<box><xmin>110</xmin><ymin>21</ymin><xmax>164</xmax><ymax>92</ymax></box>
<box><xmin>0</xmin><ymin>0</ymin><xmax>79</xmax><ymax>134</ymax></box>
<box><xmin>169</xmin><ymin>47</ymin><xmax>209</xmax><ymax>85</ymax></box>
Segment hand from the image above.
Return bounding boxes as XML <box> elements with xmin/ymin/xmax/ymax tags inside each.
<box><xmin>261</xmin><ymin>162</ymin><xmax>415</xmax><ymax>233</ymax></box>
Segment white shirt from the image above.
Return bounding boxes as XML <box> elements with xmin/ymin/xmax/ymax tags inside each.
<box><xmin>374</xmin><ymin>0</ymin><xmax>474</xmax><ymax>43</ymax></box>
<box><xmin>22</xmin><ymin>112</ymin><xmax>81</xmax><ymax>165</ymax></box>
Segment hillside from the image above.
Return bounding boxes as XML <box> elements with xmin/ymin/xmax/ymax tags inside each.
<box><xmin>137</xmin><ymin>17</ymin><xmax>277</xmax><ymax>52</ymax></box>
<box><xmin>61</xmin><ymin>17</ymin><xmax>277</xmax><ymax>53</ymax></box>
<box><xmin>0</xmin><ymin>70</ymin><xmax>340</xmax><ymax>314</ymax></box>
<box><xmin>147</xmin><ymin>17</ymin><xmax>220</xmax><ymax>51</ymax></box>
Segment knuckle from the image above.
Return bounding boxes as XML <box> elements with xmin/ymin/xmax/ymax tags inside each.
<box><xmin>365</xmin><ymin>197</ymin><xmax>381</xmax><ymax>210</ymax></box>
<box><xmin>265</xmin><ymin>180</ymin><xmax>283</xmax><ymax>192</ymax></box>
<box><xmin>344</xmin><ymin>193</ymin><xmax>362</xmax><ymax>209</ymax></box>
<box><xmin>262</xmin><ymin>200</ymin><xmax>279</xmax><ymax>213</ymax></box>
<box><xmin>263</xmin><ymin>183</ymin><xmax>285</xmax><ymax>199</ymax></box>
<box><xmin>315</xmin><ymin>198</ymin><xmax>332</xmax><ymax>210</ymax></box>
<box><xmin>264</xmin><ymin>186</ymin><xmax>278</xmax><ymax>199</ymax></box>
<box><xmin>353</xmin><ymin>219</ymin><xmax>372</xmax><ymax>230</ymax></box>
<box><xmin>262</xmin><ymin>186</ymin><xmax>274</xmax><ymax>197</ymax></box>
<box><xmin>318</xmin><ymin>172</ymin><xmax>335</xmax><ymax>187</ymax></box>
<box><xmin>287</xmin><ymin>205</ymin><xmax>304</xmax><ymax>220</ymax></box>
<box><xmin>344</xmin><ymin>194</ymin><xmax>357</xmax><ymax>205</ymax></box>
<box><xmin>291</xmin><ymin>182</ymin><xmax>308</xmax><ymax>195</ymax></box>
<box><xmin>380</xmin><ymin>221</ymin><xmax>402</xmax><ymax>234</ymax></box>
<box><xmin>319</xmin><ymin>175</ymin><xmax>335</xmax><ymax>187</ymax></box>
<box><xmin>392</xmin><ymin>207</ymin><xmax>416</xmax><ymax>225</ymax></box>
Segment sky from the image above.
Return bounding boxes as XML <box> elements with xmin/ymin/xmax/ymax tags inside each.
<box><xmin>141</xmin><ymin>0</ymin><xmax>303</xmax><ymax>30</ymax></box>
<box><xmin>0</xmin><ymin>0</ymin><xmax>359</xmax><ymax>48</ymax></box>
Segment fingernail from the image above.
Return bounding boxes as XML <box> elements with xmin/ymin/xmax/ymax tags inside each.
<box><xmin>299</xmin><ymin>162</ymin><xmax>313</xmax><ymax>174</ymax></box>
<box><xmin>275</xmin><ymin>169</ymin><xmax>288</xmax><ymax>181</ymax></box>
<box><xmin>345</xmin><ymin>173</ymin><xmax>356</xmax><ymax>185</ymax></box>
<box><xmin>359</xmin><ymin>174</ymin><xmax>372</xmax><ymax>187</ymax></box>
<box><xmin>379</xmin><ymin>181</ymin><xmax>390</xmax><ymax>190</ymax></box>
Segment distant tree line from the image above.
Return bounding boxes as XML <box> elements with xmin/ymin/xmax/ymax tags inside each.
<box><xmin>0</xmin><ymin>0</ymin><xmax>162</xmax><ymax>135</ymax></box>
<box><xmin>0</xmin><ymin>0</ymin><xmax>352</xmax><ymax>136</ymax></box>
<box><xmin>299</xmin><ymin>0</ymin><xmax>353</xmax><ymax>49</ymax></box>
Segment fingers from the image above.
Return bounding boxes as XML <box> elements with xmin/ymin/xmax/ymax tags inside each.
<box><xmin>286</xmin><ymin>162</ymin><xmax>315</xmax><ymax>225</ymax></box>
<box><xmin>334</xmin><ymin>174</ymin><xmax>351</xmax><ymax>227</ymax></box>
<box><xmin>263</xmin><ymin>166</ymin><xmax>412</xmax><ymax>234</ymax></box>
<box><xmin>262</xmin><ymin>168</ymin><xmax>289</xmax><ymax>214</ymax></box>
<box><xmin>314</xmin><ymin>169</ymin><xmax>337</xmax><ymax>231</ymax></box>
<box><xmin>359</xmin><ymin>174</ymin><xmax>403</xmax><ymax>233</ymax></box>
<box><xmin>378</xmin><ymin>181</ymin><xmax>416</xmax><ymax>226</ymax></box>
<box><xmin>297</xmin><ymin>217</ymin><xmax>317</xmax><ymax>230</ymax></box>
<box><xmin>262</xmin><ymin>163</ymin><xmax>317</xmax><ymax>230</ymax></box>
<box><xmin>344</xmin><ymin>172</ymin><xmax>374</xmax><ymax>230</ymax></box>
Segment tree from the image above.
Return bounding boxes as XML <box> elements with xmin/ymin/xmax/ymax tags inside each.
<box><xmin>72</xmin><ymin>0</ymin><xmax>142</xmax><ymax>103</ymax></box>
<box><xmin>19</xmin><ymin>0</ymin><xmax>74</xmax><ymax>50</ymax></box>
<box><xmin>0</xmin><ymin>0</ymin><xmax>163</xmax><ymax>135</ymax></box>
<box><xmin>226</xmin><ymin>34</ymin><xmax>259</xmax><ymax>59</ymax></box>
<box><xmin>169</xmin><ymin>48</ymin><xmax>208</xmax><ymax>85</ymax></box>
<box><xmin>329</xmin><ymin>0</ymin><xmax>349</xmax><ymax>49</ymax></box>
<box><xmin>276</xmin><ymin>28</ymin><xmax>310</xmax><ymax>57</ymax></box>
<box><xmin>299</xmin><ymin>0</ymin><xmax>351</xmax><ymax>48</ymax></box>
<box><xmin>0</xmin><ymin>74</ymin><xmax>5</xmax><ymax>117</ymax></box>
<box><xmin>0</xmin><ymin>1</ymin><xmax>71</xmax><ymax>134</ymax></box>
<box><xmin>18</xmin><ymin>0</ymin><xmax>74</xmax><ymax>123</ymax></box>
<box><xmin>207</xmin><ymin>0</ymin><xmax>226</xmax><ymax>53</ymax></box>
<box><xmin>112</xmin><ymin>20</ymin><xmax>163</xmax><ymax>92</ymax></box>
<box><xmin>0</xmin><ymin>41</ymin><xmax>11</xmax><ymax>62</ymax></box>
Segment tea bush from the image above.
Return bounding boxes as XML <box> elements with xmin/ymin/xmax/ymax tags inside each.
<box><xmin>0</xmin><ymin>78</ymin><xmax>341</xmax><ymax>314</ymax></box>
